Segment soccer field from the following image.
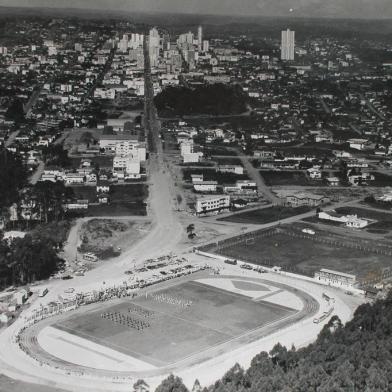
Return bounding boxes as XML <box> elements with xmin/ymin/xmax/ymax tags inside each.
<box><xmin>216</xmin><ymin>230</ymin><xmax>392</xmax><ymax>279</ymax></box>
<box><xmin>54</xmin><ymin>280</ymin><xmax>295</xmax><ymax>366</ymax></box>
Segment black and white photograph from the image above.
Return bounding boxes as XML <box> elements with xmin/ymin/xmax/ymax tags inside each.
<box><xmin>0</xmin><ymin>1</ymin><xmax>392</xmax><ymax>391</ymax></box>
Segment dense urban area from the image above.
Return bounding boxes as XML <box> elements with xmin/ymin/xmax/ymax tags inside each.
<box><xmin>0</xmin><ymin>7</ymin><xmax>392</xmax><ymax>392</ymax></box>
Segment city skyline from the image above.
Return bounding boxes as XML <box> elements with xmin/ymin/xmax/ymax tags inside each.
<box><xmin>0</xmin><ymin>0</ymin><xmax>392</xmax><ymax>19</ymax></box>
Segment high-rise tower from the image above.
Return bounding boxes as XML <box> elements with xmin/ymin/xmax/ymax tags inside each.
<box><xmin>197</xmin><ymin>26</ymin><xmax>203</xmax><ymax>52</ymax></box>
<box><xmin>281</xmin><ymin>29</ymin><xmax>295</xmax><ymax>61</ymax></box>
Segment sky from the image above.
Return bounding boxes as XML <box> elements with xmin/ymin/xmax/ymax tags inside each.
<box><xmin>0</xmin><ymin>0</ymin><xmax>392</xmax><ymax>19</ymax></box>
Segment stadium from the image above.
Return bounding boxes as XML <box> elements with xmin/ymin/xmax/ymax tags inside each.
<box><xmin>12</xmin><ymin>270</ymin><xmax>323</xmax><ymax>383</ymax></box>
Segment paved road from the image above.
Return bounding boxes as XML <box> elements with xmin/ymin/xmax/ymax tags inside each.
<box><xmin>232</xmin><ymin>147</ymin><xmax>281</xmax><ymax>204</ymax></box>
<box><xmin>4</xmin><ymin>130</ymin><xmax>20</xmax><ymax>147</ymax></box>
<box><xmin>24</xmin><ymin>85</ymin><xmax>42</xmax><ymax>116</ymax></box>
<box><xmin>28</xmin><ymin>161</ymin><xmax>44</xmax><ymax>185</ymax></box>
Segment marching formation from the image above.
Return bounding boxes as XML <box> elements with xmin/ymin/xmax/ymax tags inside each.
<box><xmin>147</xmin><ymin>292</ymin><xmax>193</xmax><ymax>309</ymax></box>
<box><xmin>101</xmin><ymin>311</ymin><xmax>151</xmax><ymax>330</ymax></box>
<box><xmin>128</xmin><ymin>304</ymin><xmax>155</xmax><ymax>318</ymax></box>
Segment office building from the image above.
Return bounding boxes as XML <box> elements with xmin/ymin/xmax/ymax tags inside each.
<box><xmin>281</xmin><ymin>29</ymin><xmax>295</xmax><ymax>61</ymax></box>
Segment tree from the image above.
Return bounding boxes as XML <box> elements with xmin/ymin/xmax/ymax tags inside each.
<box><xmin>5</xmin><ymin>98</ymin><xmax>25</xmax><ymax>122</ymax></box>
<box><xmin>155</xmin><ymin>374</ymin><xmax>188</xmax><ymax>392</ymax></box>
<box><xmin>187</xmin><ymin>224</ymin><xmax>196</xmax><ymax>239</ymax></box>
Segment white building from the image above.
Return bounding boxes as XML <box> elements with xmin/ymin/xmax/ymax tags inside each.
<box><xmin>195</xmin><ymin>195</ymin><xmax>230</xmax><ymax>215</ymax></box>
<box><xmin>193</xmin><ymin>181</ymin><xmax>218</xmax><ymax>193</ymax></box>
<box><xmin>281</xmin><ymin>29</ymin><xmax>295</xmax><ymax>61</ymax></box>
<box><xmin>183</xmin><ymin>152</ymin><xmax>203</xmax><ymax>163</ymax></box>
<box><xmin>216</xmin><ymin>165</ymin><xmax>244</xmax><ymax>175</ymax></box>
<box><xmin>314</xmin><ymin>268</ymin><xmax>356</xmax><ymax>289</ymax></box>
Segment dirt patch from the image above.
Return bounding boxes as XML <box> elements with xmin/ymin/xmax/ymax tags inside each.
<box><xmin>78</xmin><ymin>219</ymin><xmax>151</xmax><ymax>259</ymax></box>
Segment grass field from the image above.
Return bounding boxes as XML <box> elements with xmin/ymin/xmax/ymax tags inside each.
<box><xmin>218</xmin><ymin>206</ymin><xmax>312</xmax><ymax>224</ymax></box>
<box><xmin>215</xmin><ymin>229</ymin><xmax>392</xmax><ymax>279</ymax></box>
<box><xmin>54</xmin><ymin>280</ymin><xmax>293</xmax><ymax>366</ymax></box>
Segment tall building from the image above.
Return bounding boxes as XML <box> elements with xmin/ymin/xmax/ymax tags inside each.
<box><xmin>197</xmin><ymin>26</ymin><xmax>203</xmax><ymax>52</ymax></box>
<box><xmin>281</xmin><ymin>29</ymin><xmax>295</xmax><ymax>61</ymax></box>
<box><xmin>202</xmin><ymin>40</ymin><xmax>209</xmax><ymax>53</ymax></box>
<box><xmin>149</xmin><ymin>27</ymin><xmax>161</xmax><ymax>67</ymax></box>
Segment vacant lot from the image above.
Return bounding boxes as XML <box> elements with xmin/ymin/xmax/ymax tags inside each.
<box><xmin>72</xmin><ymin>184</ymin><xmax>148</xmax><ymax>216</ymax></box>
<box><xmin>219</xmin><ymin>206</ymin><xmax>312</xmax><ymax>224</ymax></box>
<box><xmin>55</xmin><ymin>280</ymin><xmax>293</xmax><ymax>366</ymax></box>
<box><xmin>215</xmin><ymin>228</ymin><xmax>392</xmax><ymax>279</ymax></box>
<box><xmin>78</xmin><ymin>219</ymin><xmax>151</xmax><ymax>259</ymax></box>
<box><xmin>261</xmin><ymin>171</ymin><xmax>318</xmax><ymax>186</ymax></box>
<box><xmin>182</xmin><ymin>168</ymin><xmax>249</xmax><ymax>184</ymax></box>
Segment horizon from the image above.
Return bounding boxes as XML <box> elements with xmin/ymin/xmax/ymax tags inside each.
<box><xmin>0</xmin><ymin>0</ymin><xmax>392</xmax><ymax>20</ymax></box>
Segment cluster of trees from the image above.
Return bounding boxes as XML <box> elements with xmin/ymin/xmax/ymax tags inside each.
<box><xmin>0</xmin><ymin>148</ymin><xmax>28</xmax><ymax>210</ymax></box>
<box><xmin>5</xmin><ymin>98</ymin><xmax>25</xmax><ymax>122</ymax></box>
<box><xmin>42</xmin><ymin>144</ymin><xmax>72</xmax><ymax>168</ymax></box>
<box><xmin>154</xmin><ymin>84</ymin><xmax>249</xmax><ymax>116</ymax></box>
<box><xmin>149</xmin><ymin>293</ymin><xmax>392</xmax><ymax>392</ymax></box>
<box><xmin>0</xmin><ymin>233</ymin><xmax>64</xmax><ymax>287</ymax></box>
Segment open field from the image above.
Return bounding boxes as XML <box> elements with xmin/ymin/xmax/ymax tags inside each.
<box><xmin>78</xmin><ymin>219</ymin><xmax>152</xmax><ymax>259</ymax></box>
<box><xmin>71</xmin><ymin>184</ymin><xmax>148</xmax><ymax>216</ymax></box>
<box><xmin>218</xmin><ymin>206</ymin><xmax>312</xmax><ymax>224</ymax></box>
<box><xmin>260</xmin><ymin>170</ymin><xmax>312</xmax><ymax>186</ymax></box>
<box><xmin>54</xmin><ymin>280</ymin><xmax>294</xmax><ymax>366</ymax></box>
<box><xmin>210</xmin><ymin>226</ymin><xmax>392</xmax><ymax>280</ymax></box>
<box><xmin>182</xmin><ymin>168</ymin><xmax>249</xmax><ymax>184</ymax></box>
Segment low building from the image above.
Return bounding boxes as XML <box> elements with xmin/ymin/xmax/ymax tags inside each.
<box><xmin>326</xmin><ymin>177</ymin><xmax>340</xmax><ymax>186</ymax></box>
<box><xmin>193</xmin><ymin>181</ymin><xmax>218</xmax><ymax>193</ymax></box>
<box><xmin>286</xmin><ymin>192</ymin><xmax>329</xmax><ymax>207</ymax></box>
<box><xmin>96</xmin><ymin>181</ymin><xmax>110</xmax><ymax>193</ymax></box>
<box><xmin>216</xmin><ymin>165</ymin><xmax>244</xmax><ymax>175</ymax></box>
<box><xmin>64</xmin><ymin>200</ymin><xmax>89</xmax><ymax>210</ymax></box>
<box><xmin>314</xmin><ymin>268</ymin><xmax>356</xmax><ymax>288</ymax></box>
<box><xmin>64</xmin><ymin>173</ymin><xmax>85</xmax><ymax>185</ymax></box>
<box><xmin>183</xmin><ymin>152</ymin><xmax>203</xmax><ymax>163</ymax></box>
<box><xmin>195</xmin><ymin>195</ymin><xmax>230</xmax><ymax>215</ymax></box>
<box><xmin>191</xmin><ymin>174</ymin><xmax>203</xmax><ymax>183</ymax></box>
<box><xmin>307</xmin><ymin>167</ymin><xmax>322</xmax><ymax>179</ymax></box>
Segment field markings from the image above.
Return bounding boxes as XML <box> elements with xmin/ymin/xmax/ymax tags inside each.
<box><xmin>54</xmin><ymin>324</ymin><xmax>166</xmax><ymax>367</ymax></box>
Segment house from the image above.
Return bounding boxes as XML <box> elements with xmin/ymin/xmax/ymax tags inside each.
<box><xmin>348</xmin><ymin>172</ymin><xmax>375</xmax><ymax>186</ymax></box>
<box><xmin>191</xmin><ymin>174</ymin><xmax>203</xmax><ymax>183</ymax></box>
<box><xmin>13</xmin><ymin>288</ymin><xmax>29</xmax><ymax>305</ymax></box>
<box><xmin>96</xmin><ymin>181</ymin><xmax>110</xmax><ymax>193</ymax></box>
<box><xmin>98</xmin><ymin>194</ymin><xmax>109</xmax><ymax>204</ymax></box>
<box><xmin>193</xmin><ymin>181</ymin><xmax>218</xmax><ymax>193</ymax></box>
<box><xmin>346</xmin><ymin>215</ymin><xmax>369</xmax><ymax>229</ymax></box>
<box><xmin>195</xmin><ymin>195</ymin><xmax>230</xmax><ymax>215</ymax></box>
<box><xmin>286</xmin><ymin>192</ymin><xmax>329</xmax><ymax>207</ymax></box>
<box><xmin>326</xmin><ymin>177</ymin><xmax>340</xmax><ymax>186</ymax></box>
<box><xmin>347</xmin><ymin>138</ymin><xmax>369</xmax><ymax>150</ymax></box>
<box><xmin>307</xmin><ymin>167</ymin><xmax>322</xmax><ymax>179</ymax></box>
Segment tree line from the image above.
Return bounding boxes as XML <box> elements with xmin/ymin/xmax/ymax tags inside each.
<box><xmin>154</xmin><ymin>84</ymin><xmax>249</xmax><ymax>116</ymax></box>
<box><xmin>144</xmin><ymin>292</ymin><xmax>392</xmax><ymax>392</ymax></box>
